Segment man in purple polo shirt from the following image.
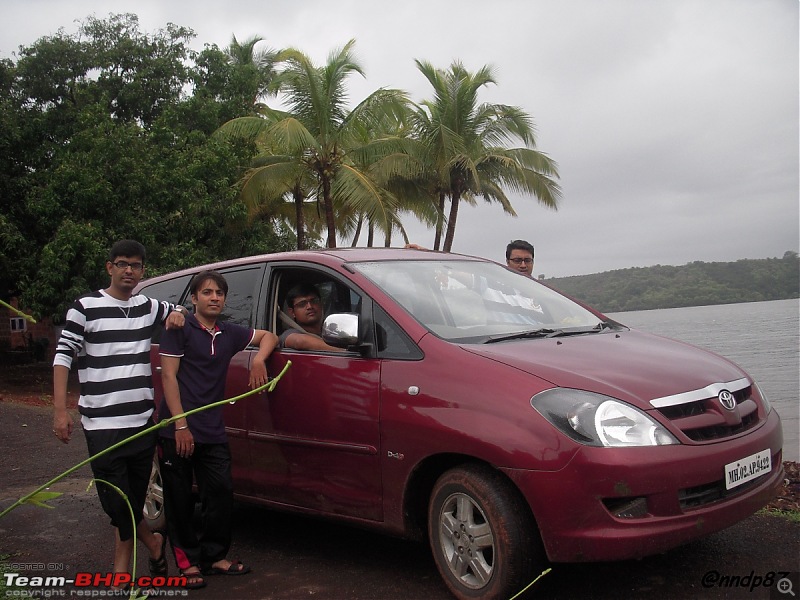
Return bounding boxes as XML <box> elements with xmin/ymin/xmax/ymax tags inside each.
<box><xmin>157</xmin><ymin>270</ymin><xmax>278</xmax><ymax>589</ymax></box>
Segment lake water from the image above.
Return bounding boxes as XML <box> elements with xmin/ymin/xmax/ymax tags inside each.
<box><xmin>607</xmin><ymin>298</ymin><xmax>799</xmax><ymax>462</ymax></box>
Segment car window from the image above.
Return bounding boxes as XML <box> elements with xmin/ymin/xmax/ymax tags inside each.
<box><xmin>139</xmin><ymin>274</ymin><xmax>192</xmax><ymax>307</ymax></box>
<box><xmin>316</xmin><ymin>280</ymin><xmax>361</xmax><ymax>314</ymax></box>
<box><xmin>374</xmin><ymin>304</ymin><xmax>423</xmax><ymax>360</ymax></box>
<box><xmin>271</xmin><ymin>268</ymin><xmax>364</xmax><ymax>342</ymax></box>
<box><xmin>218</xmin><ymin>266</ymin><xmax>261</xmax><ymax>327</ymax></box>
<box><xmin>138</xmin><ymin>274</ymin><xmax>193</xmax><ymax>343</ymax></box>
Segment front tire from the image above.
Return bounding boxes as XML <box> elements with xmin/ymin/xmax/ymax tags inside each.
<box><xmin>428</xmin><ymin>464</ymin><xmax>544</xmax><ymax>600</ymax></box>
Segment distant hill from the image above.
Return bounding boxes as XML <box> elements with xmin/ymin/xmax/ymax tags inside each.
<box><xmin>544</xmin><ymin>251</ymin><xmax>799</xmax><ymax>313</ymax></box>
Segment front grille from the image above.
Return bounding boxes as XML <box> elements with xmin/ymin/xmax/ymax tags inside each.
<box><xmin>651</xmin><ymin>379</ymin><xmax>763</xmax><ymax>442</ymax></box>
<box><xmin>679</xmin><ymin>480</ymin><xmax>727</xmax><ymax>508</ymax></box>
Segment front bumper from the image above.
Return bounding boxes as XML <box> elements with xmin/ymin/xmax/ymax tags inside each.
<box><xmin>502</xmin><ymin>409</ymin><xmax>784</xmax><ymax>562</ymax></box>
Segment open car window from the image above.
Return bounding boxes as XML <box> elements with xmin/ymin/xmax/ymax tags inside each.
<box><xmin>270</xmin><ymin>267</ymin><xmax>363</xmax><ymax>339</ymax></box>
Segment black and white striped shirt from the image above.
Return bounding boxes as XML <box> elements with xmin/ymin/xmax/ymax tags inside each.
<box><xmin>53</xmin><ymin>290</ymin><xmax>172</xmax><ymax>431</ymax></box>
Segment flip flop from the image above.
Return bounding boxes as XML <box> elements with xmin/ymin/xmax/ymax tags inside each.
<box><xmin>148</xmin><ymin>531</ymin><xmax>168</xmax><ymax>577</ymax></box>
<box><xmin>202</xmin><ymin>560</ymin><xmax>251</xmax><ymax>576</ymax></box>
<box><xmin>180</xmin><ymin>569</ymin><xmax>206</xmax><ymax>590</ymax></box>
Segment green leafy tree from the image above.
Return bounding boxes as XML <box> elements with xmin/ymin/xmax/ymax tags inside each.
<box><xmin>0</xmin><ymin>58</ymin><xmax>33</xmax><ymax>300</ymax></box>
<box><xmin>1</xmin><ymin>14</ymin><xmax>294</xmax><ymax>320</ymax></box>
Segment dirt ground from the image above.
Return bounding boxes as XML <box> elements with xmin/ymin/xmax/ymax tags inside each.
<box><xmin>1</xmin><ymin>361</ymin><xmax>798</xmax><ymax>600</ymax></box>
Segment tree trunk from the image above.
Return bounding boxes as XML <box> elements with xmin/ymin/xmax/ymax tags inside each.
<box><xmin>351</xmin><ymin>214</ymin><xmax>363</xmax><ymax>247</ymax></box>
<box><xmin>293</xmin><ymin>185</ymin><xmax>306</xmax><ymax>250</ymax></box>
<box><xmin>433</xmin><ymin>192</ymin><xmax>446</xmax><ymax>251</ymax></box>
<box><xmin>367</xmin><ymin>222</ymin><xmax>374</xmax><ymax>247</ymax></box>
<box><xmin>322</xmin><ymin>176</ymin><xmax>336</xmax><ymax>248</ymax></box>
<box><xmin>443</xmin><ymin>190</ymin><xmax>461</xmax><ymax>252</ymax></box>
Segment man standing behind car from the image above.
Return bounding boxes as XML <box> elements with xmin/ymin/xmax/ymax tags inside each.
<box><xmin>279</xmin><ymin>283</ymin><xmax>345</xmax><ymax>352</ymax></box>
<box><xmin>157</xmin><ymin>270</ymin><xmax>278</xmax><ymax>589</ymax></box>
<box><xmin>405</xmin><ymin>239</ymin><xmax>536</xmax><ymax>278</ymax></box>
<box><xmin>505</xmin><ymin>239</ymin><xmax>535</xmax><ymax>278</ymax></box>
<box><xmin>52</xmin><ymin>239</ymin><xmax>186</xmax><ymax>589</ymax></box>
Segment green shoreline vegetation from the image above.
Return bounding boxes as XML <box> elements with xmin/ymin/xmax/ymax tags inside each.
<box><xmin>543</xmin><ymin>252</ymin><xmax>799</xmax><ymax>314</ymax></box>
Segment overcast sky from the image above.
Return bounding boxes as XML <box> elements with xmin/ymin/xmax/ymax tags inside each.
<box><xmin>2</xmin><ymin>0</ymin><xmax>797</xmax><ymax>277</ymax></box>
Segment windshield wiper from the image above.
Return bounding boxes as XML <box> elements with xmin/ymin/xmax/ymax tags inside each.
<box><xmin>485</xmin><ymin>328</ymin><xmax>557</xmax><ymax>343</ymax></box>
<box><xmin>486</xmin><ymin>323</ymin><xmax>615</xmax><ymax>344</ymax></box>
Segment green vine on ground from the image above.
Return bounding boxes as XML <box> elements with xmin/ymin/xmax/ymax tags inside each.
<box><xmin>0</xmin><ymin>360</ymin><xmax>291</xmax><ymax>520</ymax></box>
<box><xmin>509</xmin><ymin>567</ymin><xmax>552</xmax><ymax>599</ymax></box>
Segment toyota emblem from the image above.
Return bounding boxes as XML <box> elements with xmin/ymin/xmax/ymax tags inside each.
<box><xmin>718</xmin><ymin>390</ymin><xmax>736</xmax><ymax>411</ymax></box>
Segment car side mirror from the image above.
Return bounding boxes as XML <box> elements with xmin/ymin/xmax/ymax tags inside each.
<box><xmin>322</xmin><ymin>313</ymin><xmax>359</xmax><ymax>347</ymax></box>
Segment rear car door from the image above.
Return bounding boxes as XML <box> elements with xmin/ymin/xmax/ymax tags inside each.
<box><xmin>141</xmin><ymin>263</ymin><xmax>265</xmax><ymax>496</ymax></box>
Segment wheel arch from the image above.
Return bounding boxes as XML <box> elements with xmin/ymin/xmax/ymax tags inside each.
<box><xmin>402</xmin><ymin>454</ymin><xmax>540</xmax><ymax>543</ymax></box>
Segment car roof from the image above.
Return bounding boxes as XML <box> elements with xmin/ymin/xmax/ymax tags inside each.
<box><xmin>137</xmin><ymin>247</ymin><xmax>489</xmax><ymax>289</ymax></box>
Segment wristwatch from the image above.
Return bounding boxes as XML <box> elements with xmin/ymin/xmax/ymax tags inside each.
<box><xmin>173</xmin><ymin>305</ymin><xmax>187</xmax><ymax>315</ymax></box>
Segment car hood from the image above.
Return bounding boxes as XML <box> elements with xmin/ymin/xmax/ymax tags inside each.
<box><xmin>461</xmin><ymin>329</ymin><xmax>748</xmax><ymax>409</ymax></box>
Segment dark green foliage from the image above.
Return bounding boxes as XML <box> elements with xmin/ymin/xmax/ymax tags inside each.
<box><xmin>0</xmin><ymin>14</ymin><xmax>295</xmax><ymax>321</ymax></box>
<box><xmin>546</xmin><ymin>252</ymin><xmax>800</xmax><ymax>313</ymax></box>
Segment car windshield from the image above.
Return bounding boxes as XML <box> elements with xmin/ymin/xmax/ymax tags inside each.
<box><xmin>353</xmin><ymin>259</ymin><xmax>608</xmax><ymax>343</ymax></box>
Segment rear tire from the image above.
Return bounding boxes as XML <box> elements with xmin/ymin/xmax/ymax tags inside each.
<box><xmin>143</xmin><ymin>452</ymin><xmax>165</xmax><ymax>531</ymax></box>
<box><xmin>428</xmin><ymin>464</ymin><xmax>544</xmax><ymax>600</ymax></box>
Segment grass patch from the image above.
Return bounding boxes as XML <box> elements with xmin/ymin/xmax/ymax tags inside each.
<box><xmin>0</xmin><ymin>553</ymin><xmax>20</xmax><ymax>594</ymax></box>
<box><xmin>758</xmin><ymin>508</ymin><xmax>800</xmax><ymax>523</ymax></box>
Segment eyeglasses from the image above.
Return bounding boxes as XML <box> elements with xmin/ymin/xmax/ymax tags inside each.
<box><xmin>508</xmin><ymin>258</ymin><xmax>533</xmax><ymax>265</ymax></box>
<box><xmin>292</xmin><ymin>297</ymin><xmax>321</xmax><ymax>310</ymax></box>
<box><xmin>112</xmin><ymin>260</ymin><xmax>144</xmax><ymax>272</ymax></box>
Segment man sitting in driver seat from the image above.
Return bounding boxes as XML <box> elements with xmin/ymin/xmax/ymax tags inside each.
<box><xmin>280</xmin><ymin>283</ymin><xmax>345</xmax><ymax>352</ymax></box>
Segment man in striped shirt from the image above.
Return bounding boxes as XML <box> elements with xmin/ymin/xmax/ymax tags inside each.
<box><xmin>52</xmin><ymin>239</ymin><xmax>186</xmax><ymax>586</ymax></box>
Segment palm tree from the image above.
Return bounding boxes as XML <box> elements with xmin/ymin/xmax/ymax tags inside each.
<box><xmin>410</xmin><ymin>60</ymin><xmax>561</xmax><ymax>251</ymax></box>
<box><xmin>216</xmin><ymin>40</ymin><xmax>410</xmax><ymax>248</ymax></box>
<box><xmin>235</xmin><ymin>151</ymin><xmax>323</xmax><ymax>250</ymax></box>
<box><xmin>275</xmin><ymin>40</ymin><xmax>411</xmax><ymax>247</ymax></box>
<box><xmin>224</xmin><ymin>35</ymin><xmax>280</xmax><ymax>111</ymax></box>
<box><xmin>342</xmin><ymin>111</ymin><xmax>427</xmax><ymax>247</ymax></box>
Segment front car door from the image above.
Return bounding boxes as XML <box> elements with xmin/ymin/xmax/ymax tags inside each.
<box><xmin>245</xmin><ymin>265</ymin><xmax>383</xmax><ymax>521</ymax></box>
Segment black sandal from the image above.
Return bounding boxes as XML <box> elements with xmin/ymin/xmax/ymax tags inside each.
<box><xmin>148</xmin><ymin>531</ymin><xmax>168</xmax><ymax>576</ymax></box>
<box><xmin>202</xmin><ymin>559</ymin><xmax>251</xmax><ymax>576</ymax></box>
<box><xmin>180</xmin><ymin>568</ymin><xmax>207</xmax><ymax>590</ymax></box>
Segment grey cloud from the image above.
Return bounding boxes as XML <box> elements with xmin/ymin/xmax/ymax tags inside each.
<box><xmin>1</xmin><ymin>0</ymin><xmax>796</xmax><ymax>277</ymax></box>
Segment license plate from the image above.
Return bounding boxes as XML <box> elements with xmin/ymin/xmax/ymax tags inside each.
<box><xmin>725</xmin><ymin>449</ymin><xmax>771</xmax><ymax>490</ymax></box>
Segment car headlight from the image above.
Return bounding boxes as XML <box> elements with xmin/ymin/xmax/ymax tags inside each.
<box><xmin>531</xmin><ymin>388</ymin><xmax>678</xmax><ymax>447</ymax></box>
<box><xmin>753</xmin><ymin>381</ymin><xmax>772</xmax><ymax>414</ymax></box>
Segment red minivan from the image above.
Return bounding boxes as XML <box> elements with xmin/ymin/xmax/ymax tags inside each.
<box><xmin>136</xmin><ymin>248</ymin><xmax>783</xmax><ymax>600</ymax></box>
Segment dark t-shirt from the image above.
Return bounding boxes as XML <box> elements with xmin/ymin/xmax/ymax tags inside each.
<box><xmin>158</xmin><ymin>314</ymin><xmax>254</xmax><ymax>443</ymax></box>
<box><xmin>278</xmin><ymin>327</ymin><xmax>306</xmax><ymax>349</ymax></box>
